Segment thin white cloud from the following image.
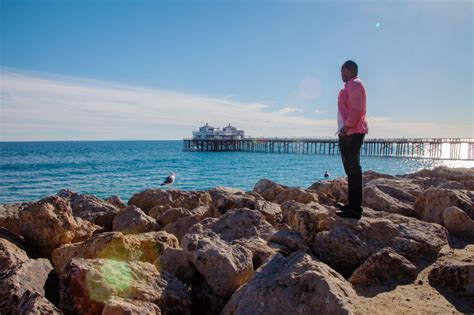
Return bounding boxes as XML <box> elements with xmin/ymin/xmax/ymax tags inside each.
<box><xmin>277</xmin><ymin>107</ymin><xmax>303</xmax><ymax>115</ymax></box>
<box><xmin>314</xmin><ymin>109</ymin><xmax>328</xmax><ymax>115</ymax></box>
<box><xmin>0</xmin><ymin>69</ymin><xmax>471</xmax><ymax>140</ymax></box>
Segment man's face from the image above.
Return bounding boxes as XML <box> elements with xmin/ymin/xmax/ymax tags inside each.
<box><xmin>341</xmin><ymin>67</ymin><xmax>353</xmax><ymax>83</ymax></box>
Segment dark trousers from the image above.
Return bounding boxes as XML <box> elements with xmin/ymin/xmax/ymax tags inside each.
<box><xmin>338</xmin><ymin>133</ymin><xmax>365</xmax><ymax>211</ymax></box>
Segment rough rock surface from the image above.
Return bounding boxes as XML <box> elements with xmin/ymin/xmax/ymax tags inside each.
<box><xmin>254</xmin><ymin>179</ymin><xmax>318</xmax><ymax>204</ymax></box>
<box><xmin>406</xmin><ymin>166</ymin><xmax>474</xmax><ymax>182</ymax></box>
<box><xmin>429</xmin><ymin>262</ymin><xmax>474</xmax><ymax>296</ymax></box>
<box><xmin>221</xmin><ymin>251</ymin><xmax>356</xmax><ymax>315</ymax></box>
<box><xmin>208</xmin><ymin>208</ymin><xmax>275</xmax><ymax>242</ymax></box>
<box><xmin>312</xmin><ymin>208</ymin><xmax>448</xmax><ymax>276</ymax></box>
<box><xmin>208</xmin><ymin>186</ymin><xmax>245</xmax><ymax>201</ymax></box>
<box><xmin>414</xmin><ymin>188</ymin><xmax>474</xmax><ymax>223</ymax></box>
<box><xmin>60</xmin><ymin>258</ymin><xmax>191</xmax><ymax>315</ymax></box>
<box><xmin>104</xmin><ymin>195</ymin><xmax>127</xmax><ymax>210</ymax></box>
<box><xmin>161</xmin><ymin>206</ymin><xmax>213</xmax><ymax>243</ymax></box>
<box><xmin>157</xmin><ymin>247</ymin><xmax>200</xmax><ymax>284</ymax></box>
<box><xmin>69</xmin><ymin>193</ymin><xmax>120</xmax><ymax>229</ymax></box>
<box><xmin>442</xmin><ymin>206</ymin><xmax>474</xmax><ymax>238</ymax></box>
<box><xmin>14</xmin><ymin>290</ymin><xmax>62</xmax><ymax>315</ymax></box>
<box><xmin>128</xmin><ymin>188</ymin><xmax>211</xmax><ymax>213</ymax></box>
<box><xmin>112</xmin><ymin>205</ymin><xmax>158</xmax><ymax>234</ymax></box>
<box><xmin>0</xmin><ymin>238</ymin><xmax>29</xmax><ymax>273</ymax></box>
<box><xmin>348</xmin><ymin>247</ymin><xmax>418</xmax><ymax>286</ymax></box>
<box><xmin>102</xmin><ymin>297</ymin><xmax>162</xmax><ymax>314</ymax></box>
<box><xmin>307</xmin><ymin>178</ymin><xmax>348</xmax><ymax>206</ymax></box>
<box><xmin>0</xmin><ymin>202</ymin><xmax>30</xmax><ymax>237</ymax></box>
<box><xmin>211</xmin><ymin>193</ymin><xmax>259</xmax><ymax>217</ymax></box>
<box><xmin>268</xmin><ymin>230</ymin><xmax>308</xmax><ymax>254</ymax></box>
<box><xmin>0</xmin><ymin>258</ymin><xmax>54</xmax><ymax>314</ymax></box>
<box><xmin>156</xmin><ymin>207</ymin><xmax>192</xmax><ymax>226</ymax></box>
<box><xmin>254</xmin><ymin>200</ymin><xmax>283</xmax><ymax>226</ymax></box>
<box><xmin>52</xmin><ymin>231</ymin><xmax>179</xmax><ymax>276</ymax></box>
<box><xmin>363</xmin><ymin>178</ymin><xmax>422</xmax><ymax>216</ymax></box>
<box><xmin>19</xmin><ymin>196</ymin><xmax>99</xmax><ymax>256</ymax></box>
<box><xmin>182</xmin><ymin>225</ymin><xmax>254</xmax><ymax>297</ymax></box>
<box><xmin>281</xmin><ymin>201</ymin><xmax>337</xmax><ymax>244</ymax></box>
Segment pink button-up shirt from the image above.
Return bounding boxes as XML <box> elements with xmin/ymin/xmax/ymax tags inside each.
<box><xmin>337</xmin><ymin>76</ymin><xmax>368</xmax><ymax>136</ymax></box>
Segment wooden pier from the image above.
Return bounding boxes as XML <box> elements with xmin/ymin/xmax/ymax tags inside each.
<box><xmin>183</xmin><ymin>137</ymin><xmax>474</xmax><ymax>160</ymax></box>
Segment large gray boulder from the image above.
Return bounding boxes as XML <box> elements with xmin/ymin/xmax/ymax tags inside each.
<box><xmin>221</xmin><ymin>251</ymin><xmax>356</xmax><ymax>315</ymax></box>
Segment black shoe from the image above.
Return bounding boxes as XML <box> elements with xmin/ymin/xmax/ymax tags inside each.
<box><xmin>336</xmin><ymin>203</ymin><xmax>351</xmax><ymax>210</ymax></box>
<box><xmin>335</xmin><ymin>208</ymin><xmax>362</xmax><ymax>219</ymax></box>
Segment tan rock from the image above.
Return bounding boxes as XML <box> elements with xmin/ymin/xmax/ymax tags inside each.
<box><xmin>414</xmin><ymin>188</ymin><xmax>474</xmax><ymax>223</ymax></box>
<box><xmin>281</xmin><ymin>201</ymin><xmax>337</xmax><ymax>244</ymax></box>
<box><xmin>211</xmin><ymin>193</ymin><xmax>259</xmax><ymax>217</ymax></box>
<box><xmin>209</xmin><ymin>208</ymin><xmax>275</xmax><ymax>242</ymax></box>
<box><xmin>429</xmin><ymin>262</ymin><xmax>474</xmax><ymax>295</ymax></box>
<box><xmin>268</xmin><ymin>230</ymin><xmax>308</xmax><ymax>254</ymax></box>
<box><xmin>363</xmin><ymin>186</ymin><xmax>414</xmax><ymax>216</ymax></box>
<box><xmin>232</xmin><ymin>238</ymin><xmax>278</xmax><ymax>270</ymax></box>
<box><xmin>221</xmin><ymin>251</ymin><xmax>355</xmax><ymax>315</ymax></box>
<box><xmin>348</xmin><ymin>247</ymin><xmax>417</xmax><ymax>286</ymax></box>
<box><xmin>156</xmin><ymin>207</ymin><xmax>192</xmax><ymax>226</ymax></box>
<box><xmin>0</xmin><ymin>202</ymin><xmax>30</xmax><ymax>237</ymax></box>
<box><xmin>161</xmin><ymin>206</ymin><xmax>212</xmax><ymax>243</ymax></box>
<box><xmin>14</xmin><ymin>290</ymin><xmax>62</xmax><ymax>315</ymax></box>
<box><xmin>208</xmin><ymin>186</ymin><xmax>245</xmax><ymax>201</ymax></box>
<box><xmin>312</xmin><ymin>208</ymin><xmax>448</xmax><ymax>276</ymax></box>
<box><xmin>254</xmin><ymin>200</ymin><xmax>283</xmax><ymax>226</ymax></box>
<box><xmin>60</xmin><ymin>258</ymin><xmax>191</xmax><ymax>315</ymax></box>
<box><xmin>253</xmin><ymin>179</ymin><xmax>288</xmax><ymax>201</ymax></box>
<box><xmin>406</xmin><ymin>166</ymin><xmax>474</xmax><ymax>182</ymax></box>
<box><xmin>0</xmin><ymin>237</ymin><xmax>29</xmax><ymax>274</ymax></box>
<box><xmin>307</xmin><ymin>178</ymin><xmax>347</xmax><ymax>206</ymax></box>
<box><xmin>362</xmin><ymin>170</ymin><xmax>397</xmax><ymax>183</ymax></box>
<box><xmin>128</xmin><ymin>188</ymin><xmax>211</xmax><ymax>213</ymax></box>
<box><xmin>112</xmin><ymin>205</ymin><xmax>158</xmax><ymax>234</ymax></box>
<box><xmin>442</xmin><ymin>206</ymin><xmax>474</xmax><ymax>238</ymax></box>
<box><xmin>182</xmin><ymin>227</ymin><xmax>253</xmax><ymax>297</ymax></box>
<box><xmin>0</xmin><ymin>258</ymin><xmax>53</xmax><ymax>314</ymax></box>
<box><xmin>104</xmin><ymin>195</ymin><xmax>127</xmax><ymax>210</ymax></box>
<box><xmin>156</xmin><ymin>247</ymin><xmax>200</xmax><ymax>284</ymax></box>
<box><xmin>69</xmin><ymin>193</ymin><xmax>120</xmax><ymax>229</ymax></box>
<box><xmin>102</xmin><ymin>297</ymin><xmax>162</xmax><ymax>315</ymax></box>
<box><xmin>51</xmin><ymin>231</ymin><xmax>179</xmax><ymax>277</ymax></box>
<box><xmin>19</xmin><ymin>196</ymin><xmax>99</xmax><ymax>256</ymax></box>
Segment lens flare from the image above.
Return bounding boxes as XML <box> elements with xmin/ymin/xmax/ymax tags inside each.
<box><xmin>86</xmin><ymin>259</ymin><xmax>133</xmax><ymax>303</ymax></box>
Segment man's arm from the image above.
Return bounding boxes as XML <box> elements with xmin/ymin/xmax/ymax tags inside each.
<box><xmin>344</xmin><ymin>82</ymin><xmax>365</xmax><ymax>128</ymax></box>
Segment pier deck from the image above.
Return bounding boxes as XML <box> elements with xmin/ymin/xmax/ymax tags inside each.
<box><xmin>183</xmin><ymin>137</ymin><xmax>474</xmax><ymax>160</ymax></box>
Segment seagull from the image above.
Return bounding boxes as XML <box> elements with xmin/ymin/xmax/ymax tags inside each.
<box><xmin>324</xmin><ymin>171</ymin><xmax>330</xmax><ymax>179</ymax></box>
<box><xmin>160</xmin><ymin>171</ymin><xmax>176</xmax><ymax>186</ymax></box>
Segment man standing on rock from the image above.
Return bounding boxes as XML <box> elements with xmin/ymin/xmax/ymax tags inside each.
<box><xmin>335</xmin><ymin>60</ymin><xmax>368</xmax><ymax>219</ymax></box>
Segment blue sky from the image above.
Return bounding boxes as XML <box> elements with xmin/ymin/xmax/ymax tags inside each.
<box><xmin>0</xmin><ymin>0</ymin><xmax>472</xmax><ymax>140</ymax></box>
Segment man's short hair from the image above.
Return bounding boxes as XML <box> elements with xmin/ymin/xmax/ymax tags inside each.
<box><xmin>342</xmin><ymin>60</ymin><xmax>358</xmax><ymax>75</ymax></box>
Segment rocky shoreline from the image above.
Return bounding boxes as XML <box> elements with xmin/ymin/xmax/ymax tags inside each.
<box><xmin>1</xmin><ymin>166</ymin><xmax>473</xmax><ymax>314</ymax></box>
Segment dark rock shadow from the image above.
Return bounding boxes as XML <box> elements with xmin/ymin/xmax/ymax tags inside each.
<box><xmin>352</xmin><ymin>279</ymin><xmax>413</xmax><ymax>298</ymax></box>
<box><xmin>447</xmin><ymin>234</ymin><xmax>474</xmax><ymax>250</ymax></box>
<box><xmin>429</xmin><ymin>284</ymin><xmax>474</xmax><ymax>313</ymax></box>
<box><xmin>350</xmin><ymin>252</ymin><xmax>440</xmax><ymax>297</ymax></box>
<box><xmin>44</xmin><ymin>269</ymin><xmax>60</xmax><ymax>308</ymax></box>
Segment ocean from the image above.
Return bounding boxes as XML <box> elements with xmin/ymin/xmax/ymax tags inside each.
<box><xmin>1</xmin><ymin>140</ymin><xmax>472</xmax><ymax>204</ymax></box>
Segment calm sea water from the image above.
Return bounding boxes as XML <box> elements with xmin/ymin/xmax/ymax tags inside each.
<box><xmin>1</xmin><ymin>140</ymin><xmax>472</xmax><ymax>204</ymax></box>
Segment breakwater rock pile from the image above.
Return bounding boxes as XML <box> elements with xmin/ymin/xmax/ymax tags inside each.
<box><xmin>1</xmin><ymin>166</ymin><xmax>473</xmax><ymax>314</ymax></box>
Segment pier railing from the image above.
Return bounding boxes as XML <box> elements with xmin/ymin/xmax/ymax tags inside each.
<box><xmin>182</xmin><ymin>137</ymin><xmax>474</xmax><ymax>160</ymax></box>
